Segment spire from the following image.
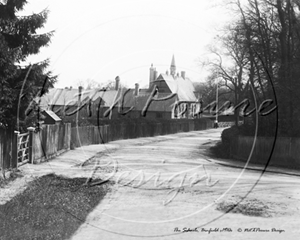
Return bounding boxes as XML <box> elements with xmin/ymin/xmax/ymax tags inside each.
<box><xmin>171</xmin><ymin>54</ymin><xmax>176</xmax><ymax>67</ymax></box>
<box><xmin>170</xmin><ymin>54</ymin><xmax>176</xmax><ymax>77</ymax></box>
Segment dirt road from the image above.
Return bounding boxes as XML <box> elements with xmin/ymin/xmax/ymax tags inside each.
<box><xmin>70</xmin><ymin>129</ymin><xmax>300</xmax><ymax>240</ymax></box>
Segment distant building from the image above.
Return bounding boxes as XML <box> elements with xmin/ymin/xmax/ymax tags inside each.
<box><xmin>35</xmin><ymin>55</ymin><xmax>202</xmax><ymax>121</ymax></box>
<box><xmin>146</xmin><ymin>55</ymin><xmax>200</xmax><ymax>118</ymax></box>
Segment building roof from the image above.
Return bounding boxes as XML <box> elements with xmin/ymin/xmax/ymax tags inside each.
<box><xmin>42</xmin><ymin>110</ymin><xmax>62</xmax><ymax>122</ymax></box>
<box><xmin>123</xmin><ymin>92</ymin><xmax>178</xmax><ymax>112</ymax></box>
<box><xmin>154</xmin><ymin>74</ymin><xmax>197</xmax><ymax>102</ymax></box>
<box><xmin>37</xmin><ymin>88</ymin><xmax>121</xmax><ymax>110</ymax></box>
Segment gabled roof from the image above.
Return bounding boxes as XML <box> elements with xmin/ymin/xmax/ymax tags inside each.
<box><xmin>42</xmin><ymin>110</ymin><xmax>62</xmax><ymax>122</ymax></box>
<box><xmin>154</xmin><ymin>74</ymin><xmax>197</xmax><ymax>102</ymax></box>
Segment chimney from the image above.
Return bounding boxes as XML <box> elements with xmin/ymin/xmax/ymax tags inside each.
<box><xmin>115</xmin><ymin>76</ymin><xmax>120</xmax><ymax>90</ymax></box>
<box><xmin>135</xmin><ymin>83</ymin><xmax>139</xmax><ymax>96</ymax></box>
<box><xmin>181</xmin><ymin>71</ymin><xmax>185</xmax><ymax>79</ymax></box>
<box><xmin>166</xmin><ymin>70</ymin><xmax>169</xmax><ymax>75</ymax></box>
<box><xmin>149</xmin><ymin>64</ymin><xmax>155</xmax><ymax>87</ymax></box>
<box><xmin>76</xmin><ymin>86</ymin><xmax>83</xmax><ymax>126</ymax></box>
<box><xmin>78</xmin><ymin>86</ymin><xmax>83</xmax><ymax>101</ymax></box>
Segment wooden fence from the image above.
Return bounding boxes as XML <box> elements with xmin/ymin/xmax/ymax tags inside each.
<box><xmin>231</xmin><ymin>136</ymin><xmax>300</xmax><ymax>169</ymax></box>
<box><xmin>32</xmin><ymin>123</ymin><xmax>71</xmax><ymax>163</ymax></box>
<box><xmin>0</xmin><ymin>123</ymin><xmax>71</xmax><ymax>171</ymax></box>
<box><xmin>71</xmin><ymin>119</ymin><xmax>213</xmax><ymax>148</ymax></box>
<box><xmin>0</xmin><ymin>128</ymin><xmax>13</xmax><ymax>170</ymax></box>
<box><xmin>1</xmin><ymin>119</ymin><xmax>211</xmax><ymax>170</ymax></box>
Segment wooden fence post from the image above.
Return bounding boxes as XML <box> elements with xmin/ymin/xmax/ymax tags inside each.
<box><xmin>27</xmin><ymin>127</ymin><xmax>35</xmax><ymax>164</ymax></box>
<box><xmin>12</xmin><ymin>131</ymin><xmax>19</xmax><ymax>169</ymax></box>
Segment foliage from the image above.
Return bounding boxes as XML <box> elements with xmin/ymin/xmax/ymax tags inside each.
<box><xmin>193</xmin><ymin>80</ymin><xmax>235</xmax><ymax>108</ymax></box>
<box><xmin>203</xmin><ymin>0</ymin><xmax>300</xmax><ymax>136</ymax></box>
<box><xmin>0</xmin><ymin>0</ymin><xmax>56</xmax><ymax>131</ymax></box>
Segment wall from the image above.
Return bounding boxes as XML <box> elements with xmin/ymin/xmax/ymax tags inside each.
<box><xmin>231</xmin><ymin>136</ymin><xmax>300</xmax><ymax>169</ymax></box>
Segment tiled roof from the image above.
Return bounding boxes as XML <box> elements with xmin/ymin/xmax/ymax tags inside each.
<box><xmin>154</xmin><ymin>74</ymin><xmax>197</xmax><ymax>102</ymax></box>
<box><xmin>36</xmin><ymin>88</ymin><xmax>121</xmax><ymax>110</ymax></box>
<box><xmin>123</xmin><ymin>92</ymin><xmax>177</xmax><ymax>112</ymax></box>
<box><xmin>37</xmin><ymin>78</ymin><xmax>196</xmax><ymax>114</ymax></box>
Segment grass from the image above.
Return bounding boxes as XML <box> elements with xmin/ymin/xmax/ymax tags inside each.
<box><xmin>216</xmin><ymin>196</ymin><xmax>271</xmax><ymax>217</ymax></box>
<box><xmin>0</xmin><ymin>174</ymin><xmax>111</xmax><ymax>240</ymax></box>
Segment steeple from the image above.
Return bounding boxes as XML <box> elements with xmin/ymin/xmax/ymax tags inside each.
<box><xmin>170</xmin><ymin>54</ymin><xmax>176</xmax><ymax>77</ymax></box>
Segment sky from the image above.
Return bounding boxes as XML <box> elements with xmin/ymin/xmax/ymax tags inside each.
<box><xmin>21</xmin><ymin>0</ymin><xmax>234</xmax><ymax>89</ymax></box>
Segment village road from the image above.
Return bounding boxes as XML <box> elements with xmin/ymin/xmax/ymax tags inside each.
<box><xmin>70</xmin><ymin>129</ymin><xmax>300</xmax><ymax>240</ymax></box>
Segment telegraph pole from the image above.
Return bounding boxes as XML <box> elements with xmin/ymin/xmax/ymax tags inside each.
<box><xmin>214</xmin><ymin>80</ymin><xmax>219</xmax><ymax>128</ymax></box>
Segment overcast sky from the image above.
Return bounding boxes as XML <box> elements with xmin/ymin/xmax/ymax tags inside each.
<box><xmin>22</xmin><ymin>0</ymin><xmax>234</xmax><ymax>89</ymax></box>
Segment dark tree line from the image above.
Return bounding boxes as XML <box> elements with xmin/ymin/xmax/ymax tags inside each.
<box><xmin>203</xmin><ymin>0</ymin><xmax>300</xmax><ymax>137</ymax></box>
<box><xmin>0</xmin><ymin>0</ymin><xmax>56</xmax><ymax>131</ymax></box>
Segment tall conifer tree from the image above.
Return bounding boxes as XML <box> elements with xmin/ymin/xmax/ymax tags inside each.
<box><xmin>0</xmin><ymin>0</ymin><xmax>56</xmax><ymax>130</ymax></box>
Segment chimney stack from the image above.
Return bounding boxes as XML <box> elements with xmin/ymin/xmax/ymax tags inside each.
<box><xmin>166</xmin><ymin>70</ymin><xmax>169</xmax><ymax>75</ymax></box>
<box><xmin>149</xmin><ymin>64</ymin><xmax>155</xmax><ymax>87</ymax></box>
<box><xmin>135</xmin><ymin>83</ymin><xmax>139</xmax><ymax>96</ymax></box>
<box><xmin>181</xmin><ymin>71</ymin><xmax>185</xmax><ymax>79</ymax></box>
<box><xmin>115</xmin><ymin>76</ymin><xmax>120</xmax><ymax>90</ymax></box>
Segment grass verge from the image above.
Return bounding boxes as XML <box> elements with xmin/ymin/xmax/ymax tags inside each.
<box><xmin>0</xmin><ymin>173</ymin><xmax>111</xmax><ymax>240</ymax></box>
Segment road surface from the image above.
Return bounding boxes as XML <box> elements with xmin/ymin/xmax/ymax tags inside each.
<box><xmin>68</xmin><ymin>129</ymin><xmax>300</xmax><ymax>240</ymax></box>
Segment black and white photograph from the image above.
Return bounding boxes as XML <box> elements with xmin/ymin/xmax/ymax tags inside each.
<box><xmin>0</xmin><ymin>0</ymin><xmax>299</xmax><ymax>239</ymax></box>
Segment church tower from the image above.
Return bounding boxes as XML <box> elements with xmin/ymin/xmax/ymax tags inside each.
<box><xmin>170</xmin><ymin>54</ymin><xmax>176</xmax><ymax>77</ymax></box>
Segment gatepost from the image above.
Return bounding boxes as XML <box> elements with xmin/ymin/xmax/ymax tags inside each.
<box><xmin>12</xmin><ymin>131</ymin><xmax>19</xmax><ymax>169</ymax></box>
<box><xmin>27</xmin><ymin>127</ymin><xmax>35</xmax><ymax>164</ymax></box>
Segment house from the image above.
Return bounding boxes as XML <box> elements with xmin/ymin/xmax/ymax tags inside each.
<box><xmin>149</xmin><ymin>55</ymin><xmax>196</xmax><ymax>101</ymax></box>
<box><xmin>36</xmin><ymin>55</ymin><xmax>202</xmax><ymax>121</ymax></box>
<box><xmin>35</xmin><ymin>83</ymin><xmax>122</xmax><ymax>121</ymax></box>
<box><xmin>145</xmin><ymin>55</ymin><xmax>201</xmax><ymax>119</ymax></box>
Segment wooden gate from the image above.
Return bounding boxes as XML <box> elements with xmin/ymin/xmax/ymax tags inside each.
<box><xmin>16</xmin><ymin>132</ymin><xmax>30</xmax><ymax>166</ymax></box>
<box><xmin>13</xmin><ymin>128</ymin><xmax>34</xmax><ymax>167</ymax></box>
